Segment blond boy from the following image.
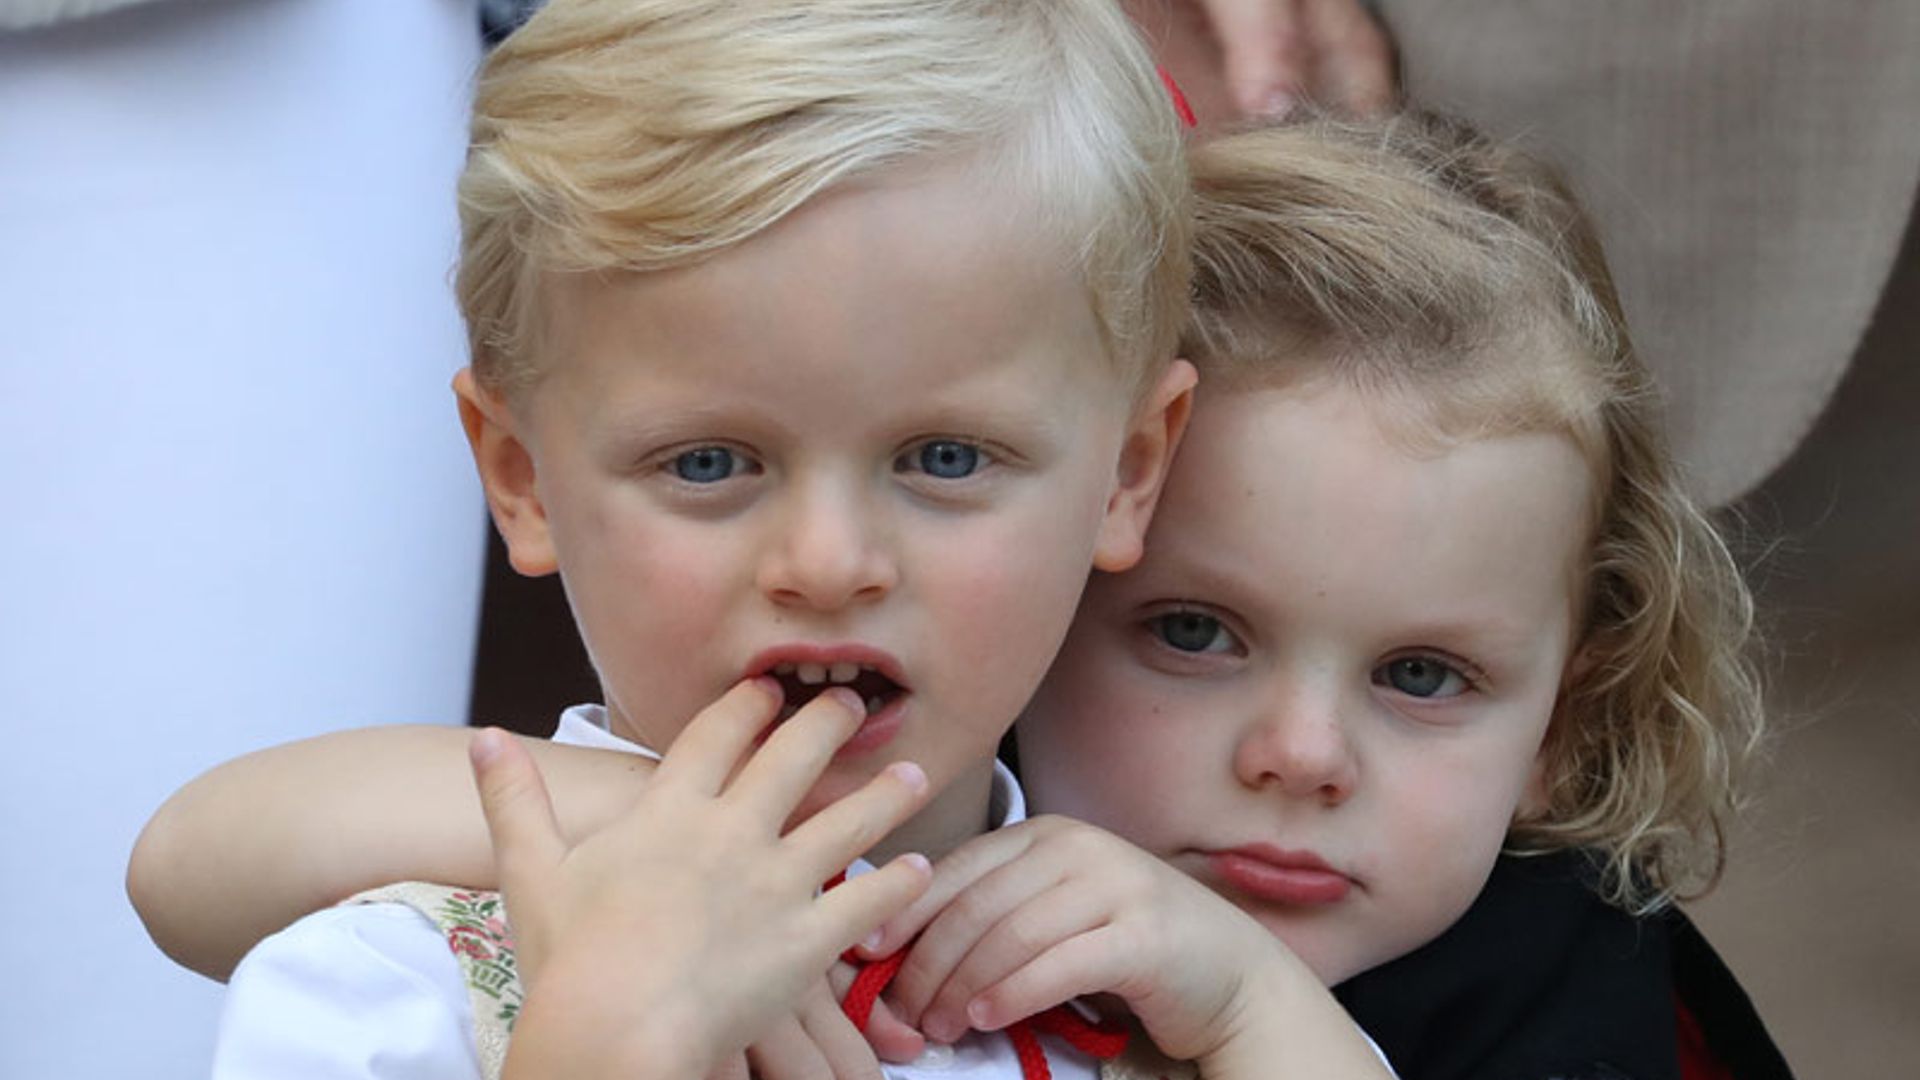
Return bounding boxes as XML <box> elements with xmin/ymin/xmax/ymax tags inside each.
<box><xmin>198</xmin><ymin>0</ymin><xmax>1210</xmax><ymax>1077</ymax></box>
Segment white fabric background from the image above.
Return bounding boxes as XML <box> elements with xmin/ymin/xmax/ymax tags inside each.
<box><xmin>0</xmin><ymin>0</ymin><xmax>484</xmax><ymax>1075</ymax></box>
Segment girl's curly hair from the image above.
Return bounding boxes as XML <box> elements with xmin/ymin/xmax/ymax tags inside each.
<box><xmin>1183</xmin><ymin>112</ymin><xmax>1765</xmax><ymax>911</ymax></box>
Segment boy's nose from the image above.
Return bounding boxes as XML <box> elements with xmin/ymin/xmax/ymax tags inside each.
<box><xmin>756</xmin><ymin>481</ymin><xmax>898</xmax><ymax>612</ymax></box>
<box><xmin>1232</xmin><ymin>683</ymin><xmax>1358</xmax><ymax>805</ymax></box>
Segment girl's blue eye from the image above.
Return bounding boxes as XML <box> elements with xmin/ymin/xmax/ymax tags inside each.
<box><xmin>1150</xmin><ymin>611</ymin><xmax>1233</xmax><ymax>654</ymax></box>
<box><xmin>1375</xmin><ymin>657</ymin><xmax>1468</xmax><ymax>698</ymax></box>
<box><xmin>906</xmin><ymin>440</ymin><xmax>981</xmax><ymax>480</ymax></box>
<box><xmin>672</xmin><ymin>446</ymin><xmax>742</xmax><ymax>483</ymax></box>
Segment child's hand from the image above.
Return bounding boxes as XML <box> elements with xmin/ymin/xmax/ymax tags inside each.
<box><xmin>472</xmin><ymin>679</ymin><xmax>934</xmax><ymax>1080</ymax></box>
<box><xmin>702</xmin><ymin>968</ymin><xmax>923</xmax><ymax>1080</ymax></box>
<box><xmin>857</xmin><ymin>815</ymin><xmax>1312</xmax><ymax>1065</ymax></box>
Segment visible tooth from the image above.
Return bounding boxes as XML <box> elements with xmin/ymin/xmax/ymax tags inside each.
<box><xmin>865</xmin><ymin>695</ymin><xmax>885</xmax><ymax>713</ymax></box>
<box><xmin>775</xmin><ymin>662</ymin><xmax>796</xmax><ymax>676</ymax></box>
<box><xmin>796</xmin><ymin>662</ymin><xmax>827</xmax><ymax>685</ymax></box>
<box><xmin>829</xmin><ymin>661</ymin><xmax>859</xmax><ymax>684</ymax></box>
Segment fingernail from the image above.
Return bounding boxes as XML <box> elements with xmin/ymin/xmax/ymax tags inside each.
<box><xmin>749</xmin><ymin>675</ymin><xmax>783</xmax><ymax>703</ymax></box>
<box><xmin>887</xmin><ymin>761</ymin><xmax>928</xmax><ymax>795</ymax></box>
<box><xmin>968</xmin><ymin>999</ymin><xmax>997</xmax><ymax>1030</ymax></box>
<box><xmin>924</xmin><ymin>1014</ymin><xmax>959</xmax><ymax>1044</ymax></box>
<box><xmin>824</xmin><ymin>685</ymin><xmax>866</xmax><ymax>714</ymax></box>
<box><xmin>1260</xmin><ymin>89</ymin><xmax>1296</xmax><ymax>117</ymax></box>
<box><xmin>469</xmin><ymin>728</ymin><xmax>506</xmax><ymax>766</ymax></box>
<box><xmin>860</xmin><ymin>928</ymin><xmax>886</xmax><ymax>953</ymax></box>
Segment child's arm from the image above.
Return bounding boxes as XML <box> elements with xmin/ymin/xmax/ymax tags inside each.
<box><xmin>470</xmin><ymin>682</ymin><xmax>933</xmax><ymax>1080</ymax></box>
<box><xmin>860</xmin><ymin>815</ymin><xmax>1394</xmax><ymax>1080</ymax></box>
<box><xmin>127</xmin><ymin>724</ymin><xmax>651</xmax><ymax>980</ymax></box>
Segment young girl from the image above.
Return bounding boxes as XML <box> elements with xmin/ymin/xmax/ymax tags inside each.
<box><xmin>130</xmin><ymin>113</ymin><xmax>1783</xmax><ymax>1078</ymax></box>
<box><xmin>855</xmin><ymin>113</ymin><xmax>1788</xmax><ymax>1078</ymax></box>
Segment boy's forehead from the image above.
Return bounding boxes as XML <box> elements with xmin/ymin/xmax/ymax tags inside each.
<box><xmin>534</xmin><ymin>160</ymin><xmax>1118</xmax><ymax>390</ymax></box>
<box><xmin>735</xmin><ymin>155</ymin><xmax>1088</xmax><ymax>293</ymax></box>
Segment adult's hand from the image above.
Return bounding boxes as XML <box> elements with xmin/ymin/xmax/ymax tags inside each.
<box><xmin>1128</xmin><ymin>0</ymin><xmax>1396</xmax><ymax>124</ymax></box>
<box><xmin>1202</xmin><ymin>0</ymin><xmax>1396</xmax><ymax>116</ymax></box>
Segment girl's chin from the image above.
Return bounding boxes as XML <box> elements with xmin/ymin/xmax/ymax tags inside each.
<box><xmin>1245</xmin><ymin>917</ymin><xmax>1356</xmax><ymax>985</ymax></box>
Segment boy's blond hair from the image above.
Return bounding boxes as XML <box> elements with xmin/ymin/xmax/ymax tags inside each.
<box><xmin>456</xmin><ymin>0</ymin><xmax>1190</xmax><ymax>400</ymax></box>
<box><xmin>1184</xmin><ymin>113</ymin><xmax>1764</xmax><ymax>912</ymax></box>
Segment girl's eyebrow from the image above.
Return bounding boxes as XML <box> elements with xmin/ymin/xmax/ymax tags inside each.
<box><xmin>1112</xmin><ymin>545</ymin><xmax>1250</xmax><ymax>603</ymax></box>
<box><xmin>1125</xmin><ymin>551</ymin><xmax>1546</xmax><ymax>651</ymax></box>
<box><xmin>1383</xmin><ymin>618</ymin><xmax>1558</xmax><ymax>678</ymax></box>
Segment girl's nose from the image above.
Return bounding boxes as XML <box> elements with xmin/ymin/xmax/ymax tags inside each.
<box><xmin>755</xmin><ymin>480</ymin><xmax>898</xmax><ymax>611</ymax></box>
<box><xmin>1232</xmin><ymin>683</ymin><xmax>1358</xmax><ymax>805</ymax></box>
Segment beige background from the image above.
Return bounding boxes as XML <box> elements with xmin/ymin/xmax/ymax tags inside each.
<box><xmin>1690</xmin><ymin>212</ymin><xmax>1920</xmax><ymax>1078</ymax></box>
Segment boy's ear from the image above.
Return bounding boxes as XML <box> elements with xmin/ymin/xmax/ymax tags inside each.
<box><xmin>453</xmin><ymin>368</ymin><xmax>558</xmax><ymax>577</ymax></box>
<box><xmin>1093</xmin><ymin>359</ymin><xmax>1197</xmax><ymax>573</ymax></box>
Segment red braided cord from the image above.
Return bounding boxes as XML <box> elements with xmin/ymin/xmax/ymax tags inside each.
<box><xmin>1006</xmin><ymin>1020</ymin><xmax>1052</xmax><ymax>1080</ymax></box>
<box><xmin>833</xmin><ymin>955</ymin><xmax>1133</xmax><ymax>1080</ymax></box>
<box><xmin>837</xmin><ymin>948</ymin><xmax>907</xmax><ymax>1035</ymax></box>
<box><xmin>1026</xmin><ymin>1005</ymin><xmax>1133</xmax><ymax>1059</ymax></box>
<box><xmin>823</xmin><ymin>870</ymin><xmax>1131</xmax><ymax>1078</ymax></box>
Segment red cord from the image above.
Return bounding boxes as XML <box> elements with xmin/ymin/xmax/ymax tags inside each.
<box><xmin>1026</xmin><ymin>1006</ymin><xmax>1132</xmax><ymax>1059</ymax></box>
<box><xmin>1008</xmin><ymin>1022</ymin><xmax>1051</xmax><ymax>1080</ymax></box>
<box><xmin>838</xmin><ymin>948</ymin><xmax>906</xmax><ymax>1034</ymax></box>
<box><xmin>825</xmin><ymin>871</ymin><xmax>1131</xmax><ymax>1079</ymax></box>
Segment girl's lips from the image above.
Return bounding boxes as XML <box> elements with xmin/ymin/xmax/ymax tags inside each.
<box><xmin>1207</xmin><ymin>846</ymin><xmax>1352</xmax><ymax>906</ymax></box>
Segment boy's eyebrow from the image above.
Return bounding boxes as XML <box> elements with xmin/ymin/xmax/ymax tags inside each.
<box><xmin>900</xmin><ymin>392</ymin><xmax>1078</xmax><ymax>437</ymax></box>
<box><xmin>583</xmin><ymin>383</ymin><xmax>1083</xmax><ymax>450</ymax></box>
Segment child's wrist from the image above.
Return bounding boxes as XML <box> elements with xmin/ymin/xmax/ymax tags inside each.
<box><xmin>1193</xmin><ymin>941</ymin><xmax>1322</xmax><ymax>1066</ymax></box>
<box><xmin>506</xmin><ymin>958</ymin><xmax>713</xmax><ymax>1080</ymax></box>
<box><xmin>506</xmin><ymin>1008</ymin><xmax>710</xmax><ymax>1080</ymax></box>
<box><xmin>1193</xmin><ymin>946</ymin><xmax>1388</xmax><ymax>1080</ymax></box>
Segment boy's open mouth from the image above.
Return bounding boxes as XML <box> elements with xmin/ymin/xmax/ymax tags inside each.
<box><xmin>769</xmin><ymin>661</ymin><xmax>905</xmax><ymax>721</ymax></box>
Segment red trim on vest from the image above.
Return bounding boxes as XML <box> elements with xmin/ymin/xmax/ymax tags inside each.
<box><xmin>1677</xmin><ymin>994</ymin><xmax>1735</xmax><ymax>1080</ymax></box>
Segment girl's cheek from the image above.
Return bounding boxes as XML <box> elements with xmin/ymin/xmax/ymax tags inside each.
<box><xmin>1382</xmin><ymin>766</ymin><xmax>1493</xmax><ymax>846</ymax></box>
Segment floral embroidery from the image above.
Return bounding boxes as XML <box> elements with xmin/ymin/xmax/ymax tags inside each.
<box><xmin>435</xmin><ymin>890</ymin><xmax>523</xmax><ymax>1029</ymax></box>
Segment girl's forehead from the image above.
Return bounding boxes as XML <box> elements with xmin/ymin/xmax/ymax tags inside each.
<box><xmin>1145</xmin><ymin>382</ymin><xmax>1593</xmax><ymax>633</ymax></box>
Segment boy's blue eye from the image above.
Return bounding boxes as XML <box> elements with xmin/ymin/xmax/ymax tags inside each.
<box><xmin>1375</xmin><ymin>657</ymin><xmax>1468</xmax><ymax>699</ymax></box>
<box><xmin>1150</xmin><ymin>611</ymin><xmax>1233</xmax><ymax>654</ymax></box>
<box><xmin>672</xmin><ymin>446</ymin><xmax>742</xmax><ymax>483</ymax></box>
<box><xmin>904</xmin><ymin>440</ymin><xmax>981</xmax><ymax>480</ymax></box>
